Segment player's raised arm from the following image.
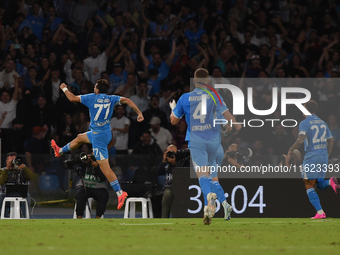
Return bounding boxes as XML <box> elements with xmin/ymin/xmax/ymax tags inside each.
<box><xmin>60</xmin><ymin>83</ymin><xmax>81</xmax><ymax>103</ymax></box>
<box><xmin>170</xmin><ymin>112</ymin><xmax>181</xmax><ymax>126</ymax></box>
<box><xmin>169</xmin><ymin>99</ymin><xmax>181</xmax><ymax>125</ymax></box>
<box><xmin>120</xmin><ymin>97</ymin><xmax>144</xmax><ymax>122</ymax></box>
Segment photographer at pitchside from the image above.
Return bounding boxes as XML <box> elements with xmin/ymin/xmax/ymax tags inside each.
<box><xmin>157</xmin><ymin>144</ymin><xmax>190</xmax><ymax>218</ymax></box>
<box><xmin>0</xmin><ymin>152</ymin><xmax>34</xmax><ymax>216</ymax></box>
<box><xmin>64</xmin><ymin>152</ymin><xmax>109</xmax><ymax>219</ymax></box>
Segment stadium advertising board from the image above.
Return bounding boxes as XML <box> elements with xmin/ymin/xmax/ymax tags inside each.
<box><xmin>172</xmin><ymin>167</ymin><xmax>340</xmax><ymax>218</ymax></box>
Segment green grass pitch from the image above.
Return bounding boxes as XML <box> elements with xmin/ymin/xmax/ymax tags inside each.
<box><xmin>0</xmin><ymin>218</ymin><xmax>339</xmax><ymax>255</ymax></box>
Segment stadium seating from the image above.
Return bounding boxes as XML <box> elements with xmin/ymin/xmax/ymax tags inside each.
<box><xmin>39</xmin><ymin>175</ymin><xmax>60</xmax><ymax>191</ymax></box>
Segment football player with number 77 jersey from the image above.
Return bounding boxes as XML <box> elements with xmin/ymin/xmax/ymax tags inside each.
<box><xmin>51</xmin><ymin>80</ymin><xmax>144</xmax><ymax>210</ymax></box>
<box><xmin>287</xmin><ymin>100</ymin><xmax>339</xmax><ymax>219</ymax></box>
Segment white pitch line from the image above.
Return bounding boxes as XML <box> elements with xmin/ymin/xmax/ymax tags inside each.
<box><xmin>120</xmin><ymin>223</ymin><xmax>174</xmax><ymax>226</ymax></box>
<box><xmin>233</xmin><ymin>220</ymin><xmax>333</xmax><ymax>224</ymax></box>
<box><xmin>240</xmin><ymin>245</ymin><xmax>335</xmax><ymax>249</ymax></box>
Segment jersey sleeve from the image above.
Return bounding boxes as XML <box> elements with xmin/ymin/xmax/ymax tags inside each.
<box><xmin>325</xmin><ymin>124</ymin><xmax>333</xmax><ymax>139</ymax></box>
<box><xmin>299</xmin><ymin>120</ymin><xmax>308</xmax><ymax>135</ymax></box>
<box><xmin>172</xmin><ymin>96</ymin><xmax>184</xmax><ymax>119</ymax></box>
<box><xmin>80</xmin><ymin>93</ymin><xmax>94</xmax><ymax>108</ymax></box>
<box><xmin>111</xmin><ymin>95</ymin><xmax>121</xmax><ymax>105</ymax></box>
<box><xmin>215</xmin><ymin>96</ymin><xmax>228</xmax><ymax>116</ymax></box>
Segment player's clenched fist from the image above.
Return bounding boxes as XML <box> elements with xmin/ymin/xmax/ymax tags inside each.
<box><xmin>169</xmin><ymin>99</ymin><xmax>176</xmax><ymax>110</ymax></box>
<box><xmin>137</xmin><ymin>113</ymin><xmax>144</xmax><ymax>122</ymax></box>
<box><xmin>60</xmin><ymin>83</ymin><xmax>67</xmax><ymax>90</ymax></box>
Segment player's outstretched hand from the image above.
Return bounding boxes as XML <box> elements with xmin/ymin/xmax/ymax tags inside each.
<box><xmin>137</xmin><ymin>113</ymin><xmax>144</xmax><ymax>122</ymax></box>
<box><xmin>60</xmin><ymin>83</ymin><xmax>67</xmax><ymax>90</ymax></box>
<box><xmin>169</xmin><ymin>99</ymin><xmax>176</xmax><ymax>110</ymax></box>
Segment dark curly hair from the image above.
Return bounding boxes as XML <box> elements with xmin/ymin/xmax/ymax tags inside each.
<box><xmin>304</xmin><ymin>100</ymin><xmax>318</xmax><ymax>114</ymax></box>
<box><xmin>95</xmin><ymin>79</ymin><xmax>110</xmax><ymax>94</ymax></box>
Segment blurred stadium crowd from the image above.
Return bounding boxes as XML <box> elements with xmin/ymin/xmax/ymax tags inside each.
<box><xmin>0</xmin><ymin>0</ymin><xmax>340</xmax><ymax>176</ymax></box>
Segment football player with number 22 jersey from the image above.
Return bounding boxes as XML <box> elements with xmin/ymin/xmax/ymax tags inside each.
<box><xmin>287</xmin><ymin>100</ymin><xmax>339</xmax><ymax>219</ymax></box>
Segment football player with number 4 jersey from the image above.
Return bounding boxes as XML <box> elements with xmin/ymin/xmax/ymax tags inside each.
<box><xmin>169</xmin><ymin>68</ymin><xmax>241</xmax><ymax>225</ymax></box>
<box><xmin>51</xmin><ymin>79</ymin><xmax>144</xmax><ymax>210</ymax></box>
<box><xmin>287</xmin><ymin>100</ymin><xmax>339</xmax><ymax>219</ymax></box>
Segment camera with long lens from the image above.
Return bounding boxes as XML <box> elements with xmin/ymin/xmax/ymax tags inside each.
<box><xmin>7</xmin><ymin>156</ymin><xmax>27</xmax><ymax>186</ymax></box>
<box><xmin>63</xmin><ymin>153</ymin><xmax>105</xmax><ymax>181</ymax></box>
<box><xmin>225</xmin><ymin>147</ymin><xmax>253</xmax><ymax>165</ymax></box>
<box><xmin>63</xmin><ymin>152</ymin><xmax>96</xmax><ymax>169</ymax></box>
<box><xmin>166</xmin><ymin>149</ymin><xmax>190</xmax><ymax>162</ymax></box>
<box><xmin>12</xmin><ymin>156</ymin><xmax>23</xmax><ymax>169</ymax></box>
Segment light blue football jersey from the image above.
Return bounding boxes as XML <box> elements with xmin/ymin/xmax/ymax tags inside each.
<box><xmin>80</xmin><ymin>93</ymin><xmax>121</xmax><ymax>133</ymax></box>
<box><xmin>299</xmin><ymin>115</ymin><xmax>332</xmax><ymax>159</ymax></box>
<box><xmin>172</xmin><ymin>88</ymin><xmax>228</xmax><ymax>144</ymax></box>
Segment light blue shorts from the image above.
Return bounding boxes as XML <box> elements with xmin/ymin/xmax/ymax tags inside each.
<box><xmin>301</xmin><ymin>154</ymin><xmax>328</xmax><ymax>181</ymax></box>
<box><xmin>86</xmin><ymin>130</ymin><xmax>112</xmax><ymax>160</ymax></box>
<box><xmin>190</xmin><ymin>140</ymin><xmax>219</xmax><ymax>171</ymax></box>
<box><xmin>210</xmin><ymin>145</ymin><xmax>224</xmax><ymax>178</ymax></box>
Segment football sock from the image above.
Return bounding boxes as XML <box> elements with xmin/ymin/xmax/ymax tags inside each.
<box><xmin>212</xmin><ymin>181</ymin><xmax>226</xmax><ymax>204</ymax></box>
<box><xmin>317</xmin><ymin>209</ymin><xmax>324</xmax><ymax>215</ymax></box>
<box><xmin>203</xmin><ymin>177</ymin><xmax>213</xmax><ymax>206</ymax></box>
<box><xmin>61</xmin><ymin>143</ymin><xmax>71</xmax><ymax>154</ymax></box>
<box><xmin>110</xmin><ymin>180</ymin><xmax>123</xmax><ymax>196</ymax></box>
<box><xmin>316</xmin><ymin>180</ymin><xmax>330</xmax><ymax>190</ymax></box>
<box><xmin>306</xmin><ymin>188</ymin><xmax>322</xmax><ymax>212</ymax></box>
<box><xmin>199</xmin><ymin>175</ymin><xmax>212</xmax><ymax>204</ymax></box>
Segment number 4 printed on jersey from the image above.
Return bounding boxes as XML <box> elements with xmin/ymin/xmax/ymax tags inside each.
<box><xmin>193</xmin><ymin>102</ymin><xmax>207</xmax><ymax>124</ymax></box>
